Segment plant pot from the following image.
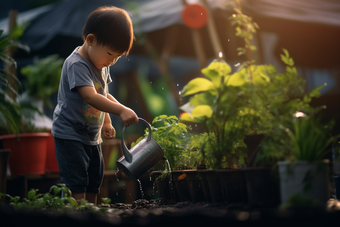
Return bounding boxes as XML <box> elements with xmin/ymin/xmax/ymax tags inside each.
<box><xmin>183</xmin><ymin>169</ymin><xmax>205</xmax><ymax>202</ymax></box>
<box><xmin>216</xmin><ymin>169</ymin><xmax>248</xmax><ymax>204</ymax></box>
<box><xmin>198</xmin><ymin>169</ymin><xmax>223</xmax><ymax>203</ymax></box>
<box><xmin>172</xmin><ymin>170</ymin><xmax>191</xmax><ymax>202</ymax></box>
<box><xmin>151</xmin><ymin>171</ymin><xmax>173</xmax><ymax>200</ymax></box>
<box><xmin>198</xmin><ymin>169</ymin><xmax>212</xmax><ymax>202</ymax></box>
<box><xmin>0</xmin><ymin>133</ymin><xmax>49</xmax><ymax>175</ymax></box>
<box><xmin>0</xmin><ymin>149</ymin><xmax>10</xmax><ymax>201</ymax></box>
<box><xmin>244</xmin><ymin>167</ymin><xmax>280</xmax><ymax>206</ymax></box>
<box><xmin>278</xmin><ymin>160</ymin><xmax>330</xmax><ymax>206</ymax></box>
<box><xmin>45</xmin><ymin>133</ymin><xmax>59</xmax><ymax>173</ymax></box>
<box><xmin>244</xmin><ymin>134</ymin><xmax>265</xmax><ymax>167</ymax></box>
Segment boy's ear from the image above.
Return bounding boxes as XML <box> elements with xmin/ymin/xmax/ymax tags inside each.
<box><xmin>85</xmin><ymin>34</ymin><xmax>95</xmax><ymax>46</ymax></box>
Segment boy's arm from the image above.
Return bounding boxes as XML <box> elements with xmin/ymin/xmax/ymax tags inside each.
<box><xmin>77</xmin><ymin>86</ymin><xmax>138</xmax><ymax>126</ymax></box>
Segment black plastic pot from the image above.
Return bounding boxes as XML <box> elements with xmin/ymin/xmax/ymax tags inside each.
<box><xmin>244</xmin><ymin>167</ymin><xmax>280</xmax><ymax>206</ymax></box>
<box><xmin>216</xmin><ymin>169</ymin><xmax>248</xmax><ymax>204</ymax></box>
<box><xmin>198</xmin><ymin>170</ymin><xmax>223</xmax><ymax>203</ymax></box>
<box><xmin>244</xmin><ymin>134</ymin><xmax>265</xmax><ymax>167</ymax></box>
<box><xmin>171</xmin><ymin>170</ymin><xmax>191</xmax><ymax>202</ymax></box>
<box><xmin>150</xmin><ymin>171</ymin><xmax>172</xmax><ymax>200</ymax></box>
<box><xmin>183</xmin><ymin>170</ymin><xmax>205</xmax><ymax>202</ymax></box>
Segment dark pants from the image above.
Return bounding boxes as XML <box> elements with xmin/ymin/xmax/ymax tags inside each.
<box><xmin>54</xmin><ymin>137</ymin><xmax>103</xmax><ymax>193</ymax></box>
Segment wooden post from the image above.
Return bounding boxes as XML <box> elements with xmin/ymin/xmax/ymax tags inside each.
<box><xmin>157</xmin><ymin>25</ymin><xmax>181</xmax><ymax>106</ymax></box>
<box><xmin>201</xmin><ymin>0</ymin><xmax>225</xmax><ymax>60</ymax></box>
<box><xmin>5</xmin><ymin>10</ymin><xmax>18</xmax><ymax>100</ymax></box>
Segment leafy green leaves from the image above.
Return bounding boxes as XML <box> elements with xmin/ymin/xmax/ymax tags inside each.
<box><xmin>21</xmin><ymin>54</ymin><xmax>64</xmax><ymax>110</ymax></box>
<box><xmin>131</xmin><ymin>115</ymin><xmax>191</xmax><ymax>170</ymax></box>
<box><xmin>181</xmin><ymin>78</ymin><xmax>214</xmax><ymax>97</ymax></box>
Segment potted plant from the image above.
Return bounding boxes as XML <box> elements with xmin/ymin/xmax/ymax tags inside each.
<box><xmin>19</xmin><ymin>54</ymin><xmax>64</xmax><ymax>173</ymax></box>
<box><xmin>0</xmin><ymin>26</ymin><xmax>52</xmax><ymax>175</ymax></box>
<box><xmin>178</xmin><ymin>0</ymin><xmax>329</xmax><ymax>206</ymax></box>
<box><xmin>259</xmin><ymin>112</ymin><xmax>337</xmax><ymax>208</ymax></box>
<box><xmin>131</xmin><ymin>115</ymin><xmax>193</xmax><ymax>201</ymax></box>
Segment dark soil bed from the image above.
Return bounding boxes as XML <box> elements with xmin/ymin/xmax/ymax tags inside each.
<box><xmin>1</xmin><ymin>199</ymin><xmax>340</xmax><ymax>227</ymax></box>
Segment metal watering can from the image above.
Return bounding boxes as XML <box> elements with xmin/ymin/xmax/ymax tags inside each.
<box><xmin>116</xmin><ymin>118</ymin><xmax>166</xmax><ymax>180</ymax></box>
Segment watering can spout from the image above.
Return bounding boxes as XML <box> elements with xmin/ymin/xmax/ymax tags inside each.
<box><xmin>121</xmin><ymin>134</ymin><xmax>133</xmax><ymax>163</ymax></box>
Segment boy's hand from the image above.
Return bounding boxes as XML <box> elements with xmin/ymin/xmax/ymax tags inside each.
<box><xmin>103</xmin><ymin>123</ymin><xmax>116</xmax><ymax>139</ymax></box>
<box><xmin>120</xmin><ymin>107</ymin><xmax>138</xmax><ymax>127</ymax></box>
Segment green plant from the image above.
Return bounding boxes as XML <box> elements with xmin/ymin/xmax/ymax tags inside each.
<box><xmin>0</xmin><ymin>184</ymin><xmax>112</xmax><ymax>213</ymax></box>
<box><xmin>131</xmin><ymin>115</ymin><xmax>191</xmax><ymax>170</ymax></box>
<box><xmin>21</xmin><ymin>54</ymin><xmax>63</xmax><ymax>110</ymax></box>
<box><xmin>259</xmin><ymin>114</ymin><xmax>337</xmax><ymax>163</ymax></box>
<box><xmin>179</xmin><ymin>0</ymin><xmax>326</xmax><ymax>169</ymax></box>
<box><xmin>0</xmin><ymin>26</ymin><xmax>30</xmax><ymax>135</ymax></box>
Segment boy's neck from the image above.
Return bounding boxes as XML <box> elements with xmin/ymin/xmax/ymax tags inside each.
<box><xmin>78</xmin><ymin>44</ymin><xmax>91</xmax><ymax>63</ymax></box>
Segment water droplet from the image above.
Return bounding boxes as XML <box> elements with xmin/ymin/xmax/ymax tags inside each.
<box><xmin>162</xmin><ymin>87</ymin><xmax>164</xmax><ymax>89</ymax></box>
<box><xmin>177</xmin><ymin>84</ymin><xmax>179</xmax><ymax>86</ymax></box>
<box><xmin>150</xmin><ymin>81</ymin><xmax>152</xmax><ymax>84</ymax></box>
<box><xmin>179</xmin><ymin>91</ymin><xmax>181</xmax><ymax>95</ymax></box>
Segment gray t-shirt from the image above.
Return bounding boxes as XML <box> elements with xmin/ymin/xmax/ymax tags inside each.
<box><xmin>52</xmin><ymin>47</ymin><xmax>112</xmax><ymax>145</ymax></box>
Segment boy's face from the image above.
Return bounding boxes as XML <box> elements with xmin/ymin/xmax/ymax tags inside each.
<box><xmin>87</xmin><ymin>36</ymin><xmax>123</xmax><ymax>69</ymax></box>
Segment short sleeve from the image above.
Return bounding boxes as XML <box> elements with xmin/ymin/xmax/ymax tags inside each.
<box><xmin>68</xmin><ymin>62</ymin><xmax>94</xmax><ymax>91</ymax></box>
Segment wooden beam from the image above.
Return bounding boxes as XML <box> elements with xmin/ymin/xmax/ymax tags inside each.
<box><xmin>5</xmin><ymin>10</ymin><xmax>18</xmax><ymax>100</ymax></box>
<box><xmin>201</xmin><ymin>0</ymin><xmax>225</xmax><ymax>60</ymax></box>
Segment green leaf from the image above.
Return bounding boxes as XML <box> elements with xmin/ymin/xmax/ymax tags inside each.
<box><xmin>308</xmin><ymin>83</ymin><xmax>325</xmax><ymax>98</ymax></box>
<box><xmin>181</xmin><ymin>78</ymin><xmax>214</xmax><ymax>96</ymax></box>
<box><xmin>53</xmin><ymin>187</ymin><xmax>61</xmax><ymax>196</ymax></box>
<box><xmin>179</xmin><ymin>112</ymin><xmax>201</xmax><ymax>123</ymax></box>
<box><xmin>201</xmin><ymin>60</ymin><xmax>232</xmax><ymax>87</ymax></box>
<box><xmin>192</xmin><ymin>105</ymin><xmax>213</xmax><ymax>119</ymax></box>
<box><xmin>225</xmin><ymin>70</ymin><xmax>248</xmax><ymax>86</ymax></box>
<box><xmin>27</xmin><ymin>189</ymin><xmax>36</xmax><ymax>200</ymax></box>
<box><xmin>67</xmin><ymin>197</ymin><xmax>78</xmax><ymax>207</ymax></box>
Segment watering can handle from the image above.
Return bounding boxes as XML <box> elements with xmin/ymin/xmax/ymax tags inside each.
<box><xmin>121</xmin><ymin>118</ymin><xmax>152</xmax><ymax>163</ymax></box>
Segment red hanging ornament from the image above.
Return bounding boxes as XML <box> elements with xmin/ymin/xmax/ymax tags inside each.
<box><xmin>181</xmin><ymin>3</ymin><xmax>208</xmax><ymax>29</ymax></box>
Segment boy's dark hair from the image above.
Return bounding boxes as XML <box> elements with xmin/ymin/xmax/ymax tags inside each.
<box><xmin>82</xmin><ymin>6</ymin><xmax>135</xmax><ymax>55</ymax></box>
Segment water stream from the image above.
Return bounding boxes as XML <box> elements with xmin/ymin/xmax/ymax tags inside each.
<box><xmin>137</xmin><ymin>179</ymin><xmax>144</xmax><ymax>199</ymax></box>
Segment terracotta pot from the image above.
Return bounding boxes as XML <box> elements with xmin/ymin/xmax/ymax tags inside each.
<box><xmin>45</xmin><ymin>133</ymin><xmax>59</xmax><ymax>173</ymax></box>
<box><xmin>0</xmin><ymin>133</ymin><xmax>49</xmax><ymax>175</ymax></box>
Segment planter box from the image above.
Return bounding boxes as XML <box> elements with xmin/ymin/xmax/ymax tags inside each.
<box><xmin>183</xmin><ymin>169</ymin><xmax>205</xmax><ymax>202</ymax></box>
<box><xmin>172</xmin><ymin>170</ymin><xmax>191</xmax><ymax>202</ymax></box>
<box><xmin>150</xmin><ymin>171</ymin><xmax>173</xmax><ymax>200</ymax></box>
<box><xmin>0</xmin><ymin>133</ymin><xmax>49</xmax><ymax>175</ymax></box>
<box><xmin>244</xmin><ymin>167</ymin><xmax>280</xmax><ymax>206</ymax></box>
<box><xmin>216</xmin><ymin>169</ymin><xmax>248</xmax><ymax>204</ymax></box>
<box><xmin>198</xmin><ymin>170</ymin><xmax>223</xmax><ymax>203</ymax></box>
<box><xmin>278</xmin><ymin>160</ymin><xmax>330</xmax><ymax>205</ymax></box>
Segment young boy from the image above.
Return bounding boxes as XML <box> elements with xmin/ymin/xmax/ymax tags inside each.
<box><xmin>52</xmin><ymin>6</ymin><xmax>138</xmax><ymax>205</ymax></box>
